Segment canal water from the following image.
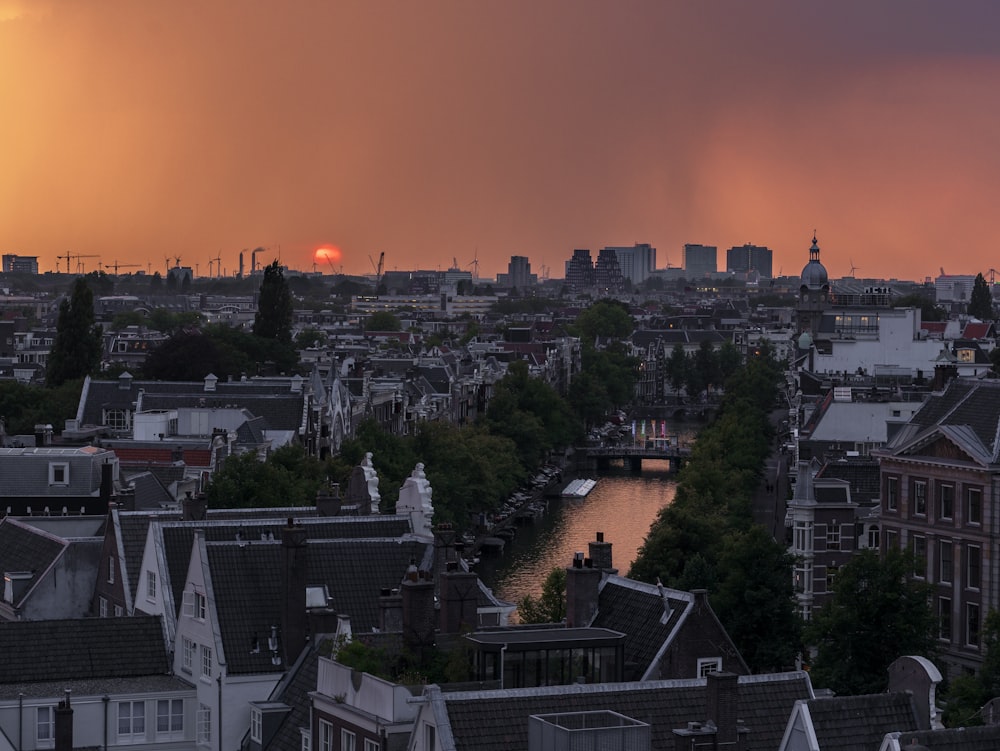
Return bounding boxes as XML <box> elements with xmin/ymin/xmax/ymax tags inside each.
<box><xmin>476</xmin><ymin>458</ymin><xmax>681</xmax><ymax>613</ymax></box>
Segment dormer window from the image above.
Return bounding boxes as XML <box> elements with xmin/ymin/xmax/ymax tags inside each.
<box><xmin>48</xmin><ymin>462</ymin><xmax>69</xmax><ymax>486</ymax></box>
<box><xmin>183</xmin><ymin>589</ymin><xmax>208</xmax><ymax>620</ymax></box>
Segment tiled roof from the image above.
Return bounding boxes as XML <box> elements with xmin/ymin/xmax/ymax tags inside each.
<box><xmin>261</xmin><ymin>639</ymin><xmax>328</xmax><ymax>751</ymax></box>
<box><xmin>815</xmin><ymin>459</ymin><xmax>881</xmax><ymax>503</ymax></box>
<box><xmin>118</xmin><ymin>511</ymin><xmax>156</xmax><ymax>601</ymax></box>
<box><xmin>206</xmin><ymin>538</ymin><xmax>431</xmax><ymax>675</ymax></box>
<box><xmin>590</xmin><ymin>576</ymin><xmax>688</xmax><ymax>680</ymax></box>
<box><xmin>805</xmin><ymin>693</ymin><xmax>919</xmax><ymax>751</ymax></box>
<box><xmin>888</xmin><ymin>725</ymin><xmax>1000</xmax><ymax>750</ymax></box>
<box><xmin>0</xmin><ymin>519</ymin><xmax>66</xmax><ymax>605</ymax></box>
<box><xmin>435</xmin><ymin>671</ymin><xmax>813</xmax><ymax>751</ymax></box>
<box><xmin>0</xmin><ymin>616</ymin><xmax>169</xmax><ymax>685</ymax></box>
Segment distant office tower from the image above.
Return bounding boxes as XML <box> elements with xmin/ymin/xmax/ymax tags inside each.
<box><xmin>565</xmin><ymin>249</ymin><xmax>595</xmax><ymax>288</ymax></box>
<box><xmin>726</xmin><ymin>244</ymin><xmax>773</xmax><ymax>278</ymax></box>
<box><xmin>683</xmin><ymin>244</ymin><xmax>717</xmax><ymax>278</ymax></box>
<box><xmin>594</xmin><ymin>248</ymin><xmax>625</xmax><ymax>292</ymax></box>
<box><xmin>1</xmin><ymin>254</ymin><xmax>39</xmax><ymax>274</ymax></box>
<box><xmin>604</xmin><ymin>243</ymin><xmax>656</xmax><ymax>286</ymax></box>
<box><xmin>508</xmin><ymin>255</ymin><xmax>533</xmax><ymax>289</ymax></box>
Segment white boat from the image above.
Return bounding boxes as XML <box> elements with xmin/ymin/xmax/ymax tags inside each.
<box><xmin>561</xmin><ymin>478</ymin><xmax>597</xmax><ymax>498</ymax></box>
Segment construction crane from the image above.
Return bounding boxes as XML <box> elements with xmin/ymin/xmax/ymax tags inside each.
<box><xmin>57</xmin><ymin>251</ymin><xmax>74</xmax><ymax>274</ymax></box>
<box><xmin>369</xmin><ymin>251</ymin><xmax>385</xmax><ymax>290</ymax></box>
<box><xmin>108</xmin><ymin>260</ymin><xmax>140</xmax><ymax>275</ymax></box>
<box><xmin>74</xmin><ymin>254</ymin><xmax>100</xmax><ymax>273</ymax></box>
<box><xmin>467</xmin><ymin>249</ymin><xmax>480</xmax><ymax>279</ymax></box>
<box><xmin>208</xmin><ymin>253</ymin><xmax>222</xmax><ymax>278</ymax></box>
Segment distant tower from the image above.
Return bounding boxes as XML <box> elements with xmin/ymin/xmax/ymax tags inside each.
<box><xmin>239</xmin><ymin>251</ymin><xmax>245</xmax><ymax>279</ymax></box>
<box><xmin>565</xmin><ymin>249</ymin><xmax>595</xmax><ymax>289</ymax></box>
<box><xmin>507</xmin><ymin>256</ymin><xmax>532</xmax><ymax>290</ymax></box>
<box><xmin>594</xmin><ymin>248</ymin><xmax>624</xmax><ymax>292</ymax></box>
<box><xmin>683</xmin><ymin>244</ymin><xmax>717</xmax><ymax>278</ymax></box>
<box><xmin>797</xmin><ymin>233</ymin><xmax>830</xmax><ymax>338</ymax></box>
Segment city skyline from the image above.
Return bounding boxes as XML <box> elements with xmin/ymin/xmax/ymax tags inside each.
<box><xmin>2</xmin><ymin>1</ymin><xmax>998</xmax><ymax>281</ymax></box>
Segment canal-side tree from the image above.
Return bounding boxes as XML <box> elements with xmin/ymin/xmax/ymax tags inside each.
<box><xmin>572</xmin><ymin>299</ymin><xmax>634</xmax><ymax>342</ymax></box>
<box><xmin>47</xmin><ymin>278</ymin><xmax>103</xmax><ymax>386</ymax></box>
<box><xmin>805</xmin><ymin>547</ymin><xmax>937</xmax><ymax>696</ymax></box>
<box><xmin>517</xmin><ymin>567</ymin><xmax>567</xmax><ymax>624</ymax></box>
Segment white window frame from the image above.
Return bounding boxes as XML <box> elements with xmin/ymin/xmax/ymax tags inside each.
<box><xmin>108</xmin><ymin>556</ymin><xmax>116</xmax><ymax>584</ymax></box>
<box><xmin>147</xmin><ymin>570</ymin><xmax>157</xmax><ymax>600</ymax></box>
<box><xmin>885</xmin><ymin>476</ymin><xmax>898</xmax><ymax>512</ymax></box>
<box><xmin>967</xmin><ymin>487</ymin><xmax>983</xmax><ymax>526</ymax></box>
<box><xmin>364</xmin><ymin>740</ymin><xmax>379</xmax><ymax>751</ymax></box>
<box><xmin>37</xmin><ymin>706</ymin><xmax>54</xmax><ymax>747</ymax></box>
<box><xmin>913</xmin><ymin>480</ymin><xmax>927</xmax><ymax>516</ymax></box>
<box><xmin>183</xmin><ymin>590</ymin><xmax>208</xmax><ymax>620</ymax></box>
<box><xmin>48</xmin><ymin>462</ymin><xmax>69</xmax><ymax>486</ymax></box>
<box><xmin>967</xmin><ymin>544</ymin><xmax>982</xmax><ymax>590</ymax></box>
<box><xmin>300</xmin><ymin>729</ymin><xmax>312</xmax><ymax>751</ymax></box>
<box><xmin>250</xmin><ymin>708</ymin><xmax>262</xmax><ymax>743</ymax></box>
<box><xmin>342</xmin><ymin>729</ymin><xmax>357</xmax><ymax>751</ymax></box>
<box><xmin>156</xmin><ymin>698</ymin><xmax>184</xmax><ymax>738</ymax></box>
<box><xmin>939</xmin><ymin>540</ymin><xmax>954</xmax><ymax>584</ymax></box>
<box><xmin>114</xmin><ymin>604</ymin><xmax>124</xmax><ymax>617</ymax></box>
<box><xmin>826</xmin><ymin>526</ymin><xmax>841</xmax><ymax>551</ymax></box>
<box><xmin>938</xmin><ymin>483</ymin><xmax>954</xmax><ymax>520</ymax></box>
<box><xmin>182</xmin><ymin>637</ymin><xmax>195</xmax><ymax>673</ymax></box>
<box><xmin>318</xmin><ymin>719</ymin><xmax>333</xmax><ymax>751</ymax></box>
<box><xmin>197</xmin><ymin>704</ymin><xmax>211</xmax><ymax>746</ymax></box>
<box><xmin>99</xmin><ymin>596</ymin><xmax>108</xmax><ymax>618</ymax></box>
<box><xmin>117</xmin><ymin>700</ymin><xmax>146</xmax><ymax>743</ymax></box>
<box><xmin>201</xmin><ymin>645</ymin><xmax>212</xmax><ymax>678</ymax></box>
<box><xmin>697</xmin><ymin>657</ymin><xmax>722</xmax><ymax>677</ymax></box>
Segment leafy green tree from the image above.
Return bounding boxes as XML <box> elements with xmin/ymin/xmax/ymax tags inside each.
<box><xmin>205</xmin><ymin>445</ymin><xmax>329</xmax><ymax>508</ymax></box>
<box><xmin>252</xmin><ymin>260</ymin><xmax>293</xmax><ymax>343</ymax></box>
<box><xmin>573</xmin><ymin>299</ymin><xmax>634</xmax><ymax>342</ymax></box>
<box><xmin>943</xmin><ymin>608</ymin><xmax>1000</xmax><ymax>726</ymax></box>
<box><xmin>805</xmin><ymin>547</ymin><xmax>937</xmax><ymax>696</ymax></box>
<box><xmin>694</xmin><ymin>340</ymin><xmax>721</xmax><ymax>392</ymax></box>
<box><xmin>366</xmin><ymin>311</ymin><xmax>402</xmax><ymax>332</ymax></box>
<box><xmin>110</xmin><ymin>311</ymin><xmax>147</xmax><ymax>330</ymax></box>
<box><xmin>295</xmin><ymin>327</ymin><xmax>326</xmax><ymax>349</ymax></box>
<box><xmin>147</xmin><ymin>308</ymin><xmax>204</xmax><ymax>334</ymax></box>
<box><xmin>143</xmin><ymin>328</ymin><xmax>249</xmax><ymax>381</ymax></box>
<box><xmin>517</xmin><ymin>567</ymin><xmax>567</xmax><ymax>624</ymax></box>
<box><xmin>47</xmin><ymin>278</ymin><xmax>103</xmax><ymax>386</ymax></box>
<box><xmin>0</xmin><ymin>379</ymin><xmax>84</xmax><ymax>435</ymax></box>
<box><xmin>711</xmin><ymin>527</ymin><xmax>802</xmax><ymax>672</ymax></box>
<box><xmin>666</xmin><ymin>343</ymin><xmax>688</xmax><ymax>393</ymax></box>
<box><xmin>969</xmin><ymin>272</ymin><xmax>993</xmax><ymax>320</ymax></box>
<box><xmin>892</xmin><ymin>292</ymin><xmax>946</xmax><ymax>322</ymax></box>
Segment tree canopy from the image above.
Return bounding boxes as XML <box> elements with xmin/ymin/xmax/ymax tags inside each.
<box><xmin>47</xmin><ymin>278</ymin><xmax>102</xmax><ymax>386</ymax></box>
<box><xmin>252</xmin><ymin>260</ymin><xmax>293</xmax><ymax>343</ymax></box>
<box><xmin>517</xmin><ymin>568</ymin><xmax>567</xmax><ymax>624</ymax></box>
<box><xmin>572</xmin><ymin>299</ymin><xmax>634</xmax><ymax>341</ymax></box>
<box><xmin>969</xmin><ymin>272</ymin><xmax>993</xmax><ymax>320</ymax></box>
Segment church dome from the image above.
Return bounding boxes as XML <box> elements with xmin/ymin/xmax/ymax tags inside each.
<box><xmin>800</xmin><ymin>234</ymin><xmax>828</xmax><ymax>290</ymax></box>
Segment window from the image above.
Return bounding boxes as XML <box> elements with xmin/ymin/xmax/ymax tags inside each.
<box><xmin>867</xmin><ymin>526</ymin><xmax>879</xmax><ymax>550</ymax></box>
<box><xmin>201</xmin><ymin>645</ymin><xmax>212</xmax><ymax>678</ymax></box>
<box><xmin>913</xmin><ymin>480</ymin><xmax>927</xmax><ymax>516</ymax></box>
<box><xmin>108</xmin><ymin>556</ymin><xmax>116</xmax><ymax>584</ymax></box>
<box><xmin>826</xmin><ymin>525</ymin><xmax>841</xmax><ymax>552</ymax></box>
<box><xmin>301</xmin><ymin>730</ymin><xmax>312</xmax><ymax>751</ymax></box>
<box><xmin>197</xmin><ymin>704</ymin><xmax>211</xmax><ymax>746</ymax></box>
<box><xmin>939</xmin><ymin>597</ymin><xmax>952</xmax><ymax>641</ymax></box>
<box><xmin>364</xmin><ymin>740</ymin><xmax>379</xmax><ymax>751</ymax></box>
<box><xmin>967</xmin><ymin>545</ymin><xmax>981</xmax><ymax>590</ymax></box>
<box><xmin>183</xmin><ymin>590</ymin><xmax>208</xmax><ymax>620</ymax></box>
<box><xmin>156</xmin><ymin>699</ymin><xmax>183</xmax><ymax>736</ymax></box>
<box><xmin>885</xmin><ymin>529</ymin><xmax>899</xmax><ymax>551</ymax></box>
<box><xmin>825</xmin><ymin>566</ymin><xmax>839</xmax><ymax>590</ymax></box>
<box><xmin>114</xmin><ymin>604</ymin><xmax>123</xmax><ymax>617</ymax></box>
<box><xmin>939</xmin><ymin>541</ymin><xmax>954</xmax><ymax>583</ymax></box>
<box><xmin>911</xmin><ymin>535</ymin><xmax>927</xmax><ymax>579</ymax></box>
<box><xmin>967</xmin><ymin>487</ymin><xmax>983</xmax><ymax>525</ymax></box>
<box><xmin>37</xmin><ymin>706</ymin><xmax>54</xmax><ymax>745</ymax></box>
<box><xmin>118</xmin><ymin>701</ymin><xmax>146</xmax><ymax>742</ymax></box>
<box><xmin>938</xmin><ymin>484</ymin><xmax>954</xmax><ymax>521</ymax></box>
<box><xmin>99</xmin><ymin>596</ymin><xmax>108</xmax><ymax>618</ymax></box>
<box><xmin>182</xmin><ymin>637</ymin><xmax>195</xmax><ymax>673</ymax></box>
<box><xmin>697</xmin><ymin>657</ymin><xmax>722</xmax><ymax>677</ymax></box>
<box><xmin>147</xmin><ymin>571</ymin><xmax>157</xmax><ymax>600</ymax></box>
<box><xmin>48</xmin><ymin>462</ymin><xmax>69</xmax><ymax>486</ymax></box>
<box><xmin>318</xmin><ymin>720</ymin><xmax>333</xmax><ymax>751</ymax></box>
<box><xmin>793</xmin><ymin>520</ymin><xmax>813</xmax><ymax>553</ymax></box>
<box><xmin>250</xmin><ymin>709</ymin><xmax>262</xmax><ymax>743</ymax></box>
<box><xmin>885</xmin><ymin>476</ymin><xmax>899</xmax><ymax>512</ymax></box>
<box><xmin>104</xmin><ymin>408</ymin><xmax>130</xmax><ymax>430</ymax></box>
<box><xmin>342</xmin><ymin>729</ymin><xmax>357</xmax><ymax>751</ymax></box>
<box><xmin>967</xmin><ymin>603</ymin><xmax>981</xmax><ymax>647</ymax></box>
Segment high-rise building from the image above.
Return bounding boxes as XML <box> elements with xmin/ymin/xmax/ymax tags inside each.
<box><xmin>683</xmin><ymin>244</ymin><xmax>717</xmax><ymax>278</ymax></box>
<box><xmin>565</xmin><ymin>249</ymin><xmax>595</xmax><ymax>289</ymax></box>
<box><xmin>604</xmin><ymin>244</ymin><xmax>656</xmax><ymax>286</ymax></box>
<box><xmin>726</xmin><ymin>244</ymin><xmax>773</xmax><ymax>279</ymax></box>
<box><xmin>507</xmin><ymin>255</ymin><xmax>533</xmax><ymax>290</ymax></box>
<box><xmin>1</xmin><ymin>255</ymin><xmax>39</xmax><ymax>274</ymax></box>
<box><xmin>594</xmin><ymin>248</ymin><xmax>624</xmax><ymax>292</ymax></box>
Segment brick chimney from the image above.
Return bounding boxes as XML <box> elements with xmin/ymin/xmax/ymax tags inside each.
<box><xmin>280</xmin><ymin>518</ymin><xmax>308</xmax><ymax>665</ymax></box>
<box><xmin>705</xmin><ymin>672</ymin><xmax>739</xmax><ymax>748</ymax></box>
<box><xmin>379</xmin><ymin>588</ymin><xmax>403</xmax><ymax>632</ymax></box>
<box><xmin>565</xmin><ymin>552</ymin><xmax>602</xmax><ymax>628</ymax></box>
<box><xmin>182</xmin><ymin>492</ymin><xmax>207</xmax><ymax>521</ymax></box>
<box><xmin>54</xmin><ymin>690</ymin><xmax>73</xmax><ymax>751</ymax></box>
<box><xmin>588</xmin><ymin>532</ymin><xmax>617</xmax><ymax>573</ymax></box>
<box><xmin>401</xmin><ymin>563</ymin><xmax>436</xmax><ymax>653</ymax></box>
<box><xmin>315</xmin><ymin>485</ymin><xmax>342</xmax><ymax>517</ymax></box>
<box><xmin>439</xmin><ymin>562</ymin><xmax>480</xmax><ymax>634</ymax></box>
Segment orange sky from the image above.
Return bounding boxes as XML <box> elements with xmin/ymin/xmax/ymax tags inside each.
<box><xmin>2</xmin><ymin>1</ymin><xmax>999</xmax><ymax>281</ymax></box>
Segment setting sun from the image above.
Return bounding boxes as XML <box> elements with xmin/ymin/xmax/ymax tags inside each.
<box><xmin>314</xmin><ymin>246</ymin><xmax>343</xmax><ymax>269</ymax></box>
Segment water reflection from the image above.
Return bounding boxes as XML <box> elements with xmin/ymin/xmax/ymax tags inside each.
<box><xmin>477</xmin><ymin>459</ymin><xmax>679</xmax><ymax>610</ymax></box>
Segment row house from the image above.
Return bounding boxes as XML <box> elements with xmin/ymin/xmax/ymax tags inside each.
<box><xmin>875</xmin><ymin>378</ymin><xmax>1000</xmax><ymax>677</ymax></box>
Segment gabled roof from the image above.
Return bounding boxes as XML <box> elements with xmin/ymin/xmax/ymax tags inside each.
<box><xmin>205</xmin><ymin>537</ymin><xmax>431</xmax><ymax>675</ymax></box>
<box><xmin>428</xmin><ymin>671</ymin><xmax>813</xmax><ymax>751</ymax></box>
<box><xmin>0</xmin><ymin>615</ymin><xmax>169</xmax><ymax>685</ymax></box>
<box><xmin>785</xmin><ymin>693</ymin><xmax>920</xmax><ymax>751</ymax></box>
<box><xmin>258</xmin><ymin>639</ymin><xmax>329</xmax><ymax>751</ymax></box>
<box><xmin>0</xmin><ymin>518</ymin><xmax>67</xmax><ymax>606</ymax></box>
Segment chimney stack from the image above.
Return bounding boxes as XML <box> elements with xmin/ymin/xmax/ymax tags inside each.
<box><xmin>54</xmin><ymin>690</ymin><xmax>73</xmax><ymax>751</ymax></box>
<box><xmin>281</xmin><ymin>519</ymin><xmax>308</xmax><ymax>665</ymax></box>
<box><xmin>705</xmin><ymin>672</ymin><xmax>739</xmax><ymax>748</ymax></box>
<box><xmin>588</xmin><ymin>532</ymin><xmax>616</xmax><ymax>573</ymax></box>
<box><xmin>401</xmin><ymin>564</ymin><xmax>436</xmax><ymax>654</ymax></box>
<box><xmin>379</xmin><ymin>588</ymin><xmax>403</xmax><ymax>632</ymax></box>
<box><xmin>439</xmin><ymin>563</ymin><xmax>480</xmax><ymax>634</ymax></box>
<box><xmin>565</xmin><ymin>552</ymin><xmax>602</xmax><ymax>628</ymax></box>
<box><xmin>182</xmin><ymin>492</ymin><xmax>207</xmax><ymax>521</ymax></box>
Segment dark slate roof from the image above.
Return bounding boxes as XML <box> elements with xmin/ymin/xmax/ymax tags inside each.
<box><xmin>0</xmin><ymin>616</ymin><xmax>169</xmax><ymax>685</ymax></box>
<box><xmin>815</xmin><ymin>459</ymin><xmax>881</xmax><ymax>503</ymax></box>
<box><xmin>206</xmin><ymin>538</ymin><xmax>431</xmax><ymax>675</ymax></box>
<box><xmin>260</xmin><ymin>639</ymin><xmax>328</xmax><ymax>751</ymax></box>
<box><xmin>433</xmin><ymin>672</ymin><xmax>813</xmax><ymax>751</ymax></box>
<box><xmin>0</xmin><ymin>519</ymin><xmax>66</xmax><ymax>605</ymax></box>
<box><xmin>118</xmin><ymin>511</ymin><xmax>156</xmax><ymax>600</ymax></box>
<box><xmin>126</xmin><ymin>470</ymin><xmax>176</xmax><ymax>510</ymax></box>
<box><xmin>590</xmin><ymin>576</ymin><xmax>688</xmax><ymax>679</ymax></box>
<box><xmin>888</xmin><ymin>725</ymin><xmax>1000</xmax><ymax>750</ymax></box>
<box><xmin>805</xmin><ymin>693</ymin><xmax>920</xmax><ymax>751</ymax></box>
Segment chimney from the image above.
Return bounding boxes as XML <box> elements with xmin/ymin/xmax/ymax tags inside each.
<box><xmin>705</xmin><ymin>672</ymin><xmax>739</xmax><ymax>748</ymax></box>
<box><xmin>54</xmin><ymin>690</ymin><xmax>73</xmax><ymax>751</ymax></box>
<box><xmin>100</xmin><ymin>461</ymin><xmax>114</xmax><ymax>503</ymax></box>
<box><xmin>439</xmin><ymin>563</ymin><xmax>480</xmax><ymax>634</ymax></box>
<box><xmin>315</xmin><ymin>485</ymin><xmax>342</xmax><ymax>517</ymax></box>
<box><xmin>565</xmin><ymin>552</ymin><xmax>602</xmax><ymax>628</ymax></box>
<box><xmin>401</xmin><ymin>564</ymin><xmax>436</xmax><ymax>654</ymax></box>
<box><xmin>588</xmin><ymin>532</ymin><xmax>616</xmax><ymax>573</ymax></box>
<box><xmin>280</xmin><ymin>519</ymin><xmax>308</xmax><ymax>665</ymax></box>
<box><xmin>379</xmin><ymin>588</ymin><xmax>403</xmax><ymax>633</ymax></box>
<box><xmin>182</xmin><ymin>492</ymin><xmax>207</xmax><ymax>521</ymax></box>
